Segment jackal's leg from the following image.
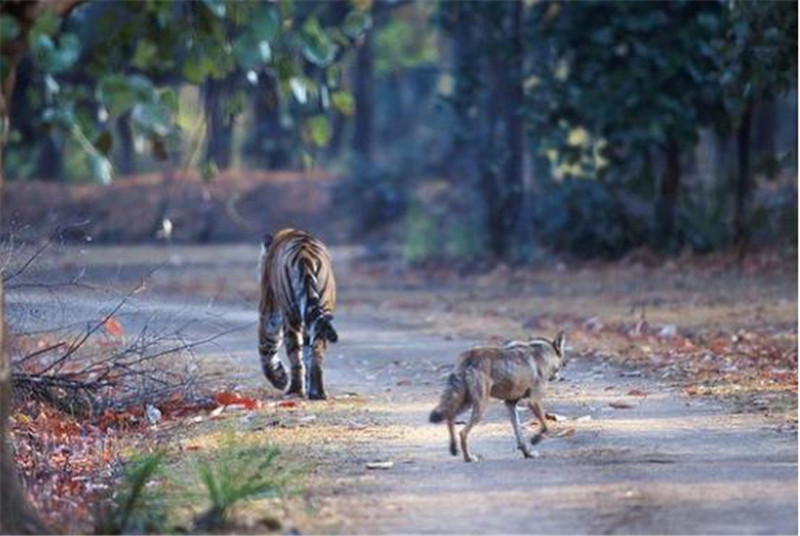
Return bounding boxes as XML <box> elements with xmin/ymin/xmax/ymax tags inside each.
<box><xmin>505</xmin><ymin>401</ymin><xmax>534</xmax><ymax>458</ymax></box>
<box><xmin>459</xmin><ymin>375</ymin><xmax>487</xmax><ymax>462</ymax></box>
<box><xmin>529</xmin><ymin>399</ymin><xmax>549</xmax><ymax>445</ymax></box>
<box><xmin>459</xmin><ymin>401</ymin><xmax>486</xmax><ymax>463</ymax></box>
<box><xmin>305</xmin><ymin>335</ymin><xmax>327</xmax><ymax>400</ymax></box>
<box><xmin>284</xmin><ymin>325</ymin><xmax>305</xmax><ymax>396</ymax></box>
<box><xmin>259</xmin><ymin>312</ymin><xmax>288</xmax><ymax>391</ymax></box>
<box><xmin>447</xmin><ymin>418</ymin><xmax>458</xmax><ymax>456</ymax></box>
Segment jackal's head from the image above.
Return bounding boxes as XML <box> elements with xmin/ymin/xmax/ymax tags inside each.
<box><xmin>546</xmin><ymin>330</ymin><xmax>567</xmax><ymax>381</ymax></box>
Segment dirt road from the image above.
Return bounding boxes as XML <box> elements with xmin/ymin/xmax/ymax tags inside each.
<box><xmin>7</xmin><ymin>246</ymin><xmax>797</xmax><ymax>534</ymax></box>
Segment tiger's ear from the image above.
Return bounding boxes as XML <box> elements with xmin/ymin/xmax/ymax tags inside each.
<box><xmin>262</xmin><ymin>233</ymin><xmax>273</xmax><ymax>248</ymax></box>
<box><xmin>554</xmin><ymin>330</ymin><xmax>566</xmax><ymax>356</ymax></box>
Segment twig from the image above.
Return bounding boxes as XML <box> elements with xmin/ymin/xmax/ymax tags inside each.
<box><xmin>2</xmin><ymin>238</ymin><xmax>52</xmax><ymax>283</ymax></box>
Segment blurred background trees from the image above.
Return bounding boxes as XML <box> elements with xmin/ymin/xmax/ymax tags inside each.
<box><xmin>1</xmin><ymin>0</ymin><xmax>797</xmax><ymax>262</ymax></box>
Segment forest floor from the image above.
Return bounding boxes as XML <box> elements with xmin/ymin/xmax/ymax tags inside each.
<box><xmin>6</xmin><ymin>244</ymin><xmax>797</xmax><ymax>534</ymax></box>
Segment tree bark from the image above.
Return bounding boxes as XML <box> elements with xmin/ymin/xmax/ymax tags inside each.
<box><xmin>34</xmin><ymin>131</ymin><xmax>64</xmax><ymax>181</ymax></box>
<box><xmin>0</xmin><ymin>28</ymin><xmax>50</xmax><ymax>536</ymax></box>
<box><xmin>244</xmin><ymin>74</ymin><xmax>291</xmax><ymax>169</ymax></box>
<box><xmin>203</xmin><ymin>73</ymin><xmax>237</xmax><ymax>170</ymax></box>
<box><xmin>352</xmin><ymin>28</ymin><xmax>374</xmax><ymax>164</ymax></box>
<box><xmin>656</xmin><ymin>135</ymin><xmax>681</xmax><ymax>252</ymax></box>
<box><xmin>734</xmin><ymin>99</ymin><xmax>754</xmax><ymax>257</ymax></box>
<box><xmin>1</xmin><ymin>6</ymin><xmax>78</xmax><ymax>528</ymax></box>
<box><xmin>115</xmin><ymin>111</ymin><xmax>136</xmax><ymax>176</ymax></box>
<box><xmin>481</xmin><ymin>2</ymin><xmax>524</xmax><ymax>260</ymax></box>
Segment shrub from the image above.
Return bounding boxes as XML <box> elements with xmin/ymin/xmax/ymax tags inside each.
<box><xmin>532</xmin><ymin>178</ymin><xmax>646</xmax><ymax>258</ymax></box>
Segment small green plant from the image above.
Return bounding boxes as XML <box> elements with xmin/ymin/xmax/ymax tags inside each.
<box><xmin>194</xmin><ymin>437</ymin><xmax>291</xmax><ymax>531</ymax></box>
<box><xmin>95</xmin><ymin>453</ymin><xmax>169</xmax><ymax>535</ymax></box>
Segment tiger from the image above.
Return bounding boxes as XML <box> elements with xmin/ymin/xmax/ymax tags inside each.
<box><xmin>258</xmin><ymin>228</ymin><xmax>338</xmax><ymax>400</ymax></box>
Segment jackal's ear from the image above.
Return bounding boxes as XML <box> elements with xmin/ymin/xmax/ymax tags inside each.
<box><xmin>554</xmin><ymin>330</ymin><xmax>566</xmax><ymax>356</ymax></box>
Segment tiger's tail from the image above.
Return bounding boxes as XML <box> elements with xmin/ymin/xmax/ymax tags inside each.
<box><xmin>298</xmin><ymin>256</ymin><xmax>338</xmax><ymax>344</ymax></box>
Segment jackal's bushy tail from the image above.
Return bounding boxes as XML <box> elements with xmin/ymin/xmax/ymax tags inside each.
<box><xmin>429</xmin><ymin>372</ymin><xmax>466</xmax><ymax>423</ymax></box>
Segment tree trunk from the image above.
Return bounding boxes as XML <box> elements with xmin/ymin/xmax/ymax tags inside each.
<box><xmin>34</xmin><ymin>131</ymin><xmax>64</xmax><ymax>181</ymax></box>
<box><xmin>734</xmin><ymin>99</ymin><xmax>754</xmax><ymax>257</ymax></box>
<box><xmin>481</xmin><ymin>2</ymin><xmax>524</xmax><ymax>260</ymax></box>
<box><xmin>203</xmin><ymin>73</ymin><xmax>237</xmax><ymax>170</ymax></box>
<box><xmin>352</xmin><ymin>28</ymin><xmax>374</xmax><ymax>164</ymax></box>
<box><xmin>244</xmin><ymin>74</ymin><xmax>291</xmax><ymax>169</ymax></box>
<box><xmin>1</xmin><ymin>4</ymin><xmax>82</xmax><ymax>529</ymax></box>
<box><xmin>504</xmin><ymin>1</ymin><xmax>524</xmax><ymax>255</ymax></box>
<box><xmin>116</xmin><ymin>111</ymin><xmax>136</xmax><ymax>176</ymax></box>
<box><xmin>656</xmin><ymin>135</ymin><xmax>681</xmax><ymax>252</ymax></box>
<box><xmin>753</xmin><ymin>98</ymin><xmax>775</xmax><ymax>162</ymax></box>
<box><xmin>0</xmin><ymin>57</ymin><xmax>50</xmax><ymax>536</ymax></box>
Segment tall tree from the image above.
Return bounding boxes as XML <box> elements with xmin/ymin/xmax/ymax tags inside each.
<box><xmin>352</xmin><ymin>23</ymin><xmax>374</xmax><ymax>164</ymax></box>
<box><xmin>440</xmin><ymin>2</ymin><xmax>526</xmax><ymax>260</ymax></box>
<box><xmin>529</xmin><ymin>1</ymin><xmax>725</xmax><ymax>252</ymax></box>
<box><xmin>716</xmin><ymin>0</ymin><xmax>797</xmax><ymax>254</ymax></box>
<box><xmin>1</xmin><ymin>2</ymin><xmax>81</xmax><ymax>531</ymax></box>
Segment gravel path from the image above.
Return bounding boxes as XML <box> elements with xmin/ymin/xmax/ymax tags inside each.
<box><xmin>9</xmin><ymin>285</ymin><xmax>797</xmax><ymax>534</ymax></box>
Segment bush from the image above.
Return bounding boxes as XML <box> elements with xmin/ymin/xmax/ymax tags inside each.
<box><xmin>532</xmin><ymin>178</ymin><xmax>646</xmax><ymax>258</ymax></box>
<box><xmin>402</xmin><ymin>180</ymin><xmax>486</xmax><ymax>264</ymax></box>
<box><xmin>194</xmin><ymin>437</ymin><xmax>292</xmax><ymax>532</ymax></box>
<box><xmin>95</xmin><ymin>453</ymin><xmax>169</xmax><ymax>535</ymax></box>
<box><xmin>333</xmin><ymin>160</ymin><xmax>409</xmax><ymax>237</ymax></box>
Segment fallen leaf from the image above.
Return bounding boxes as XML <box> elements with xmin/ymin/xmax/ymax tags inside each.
<box><xmin>277</xmin><ymin>400</ymin><xmax>299</xmax><ymax>408</ymax></box>
<box><xmin>545</xmin><ymin>412</ymin><xmax>568</xmax><ymax>422</ymax></box>
<box><xmin>626</xmin><ymin>389</ymin><xmax>648</xmax><ymax>397</ymax></box>
<box><xmin>556</xmin><ymin>427</ymin><xmax>576</xmax><ymax>438</ymax></box>
<box><xmin>214</xmin><ymin>392</ymin><xmax>259</xmax><ymax>410</ymax></box>
<box><xmin>366</xmin><ymin>461</ymin><xmax>394</xmax><ymax>470</ymax></box>
<box><xmin>104</xmin><ymin>316</ymin><xmax>125</xmax><ymax>337</ymax></box>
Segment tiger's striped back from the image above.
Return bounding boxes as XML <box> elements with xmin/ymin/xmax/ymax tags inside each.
<box><xmin>259</xmin><ymin>228</ymin><xmax>337</xmax><ymax>342</ymax></box>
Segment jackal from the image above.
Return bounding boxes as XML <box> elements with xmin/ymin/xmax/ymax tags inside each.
<box><xmin>429</xmin><ymin>332</ymin><xmax>566</xmax><ymax>462</ymax></box>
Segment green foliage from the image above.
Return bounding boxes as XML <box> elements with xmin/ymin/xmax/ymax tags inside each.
<box><xmin>300</xmin><ymin>16</ymin><xmax>338</xmax><ymax>67</ymax></box>
<box><xmin>0</xmin><ymin>15</ymin><xmax>20</xmax><ymax>44</ymax></box>
<box><xmin>331</xmin><ymin>90</ymin><xmax>355</xmax><ymax>116</ymax></box>
<box><xmin>30</xmin><ymin>32</ymin><xmax>81</xmax><ymax>74</ymax></box>
<box><xmin>344</xmin><ymin>9</ymin><xmax>373</xmax><ymax>40</ymax></box>
<box><xmin>304</xmin><ymin>115</ymin><xmax>332</xmax><ymax>147</ymax></box>
<box><xmin>194</xmin><ymin>438</ymin><xmax>290</xmax><ymax>531</ymax></box>
<box><xmin>375</xmin><ymin>15</ymin><xmax>438</xmax><ymax>74</ymax></box>
<box><xmin>402</xmin><ymin>182</ymin><xmax>485</xmax><ymax>264</ymax></box>
<box><xmin>528</xmin><ymin>1</ymin><xmax>725</xmax><ymax>183</ymax></box>
<box><xmin>3</xmin><ymin>0</ymin><xmax>366</xmax><ymax>182</ymax></box>
<box><xmin>95</xmin><ymin>453</ymin><xmax>169</xmax><ymax>535</ymax></box>
<box><xmin>716</xmin><ymin>1</ymin><xmax>797</xmax><ymax>126</ymax></box>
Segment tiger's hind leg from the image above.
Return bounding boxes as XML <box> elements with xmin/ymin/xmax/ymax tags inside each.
<box><xmin>285</xmin><ymin>324</ymin><xmax>305</xmax><ymax>396</ymax></box>
<box><xmin>305</xmin><ymin>335</ymin><xmax>327</xmax><ymax>400</ymax></box>
<box><xmin>259</xmin><ymin>312</ymin><xmax>288</xmax><ymax>391</ymax></box>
